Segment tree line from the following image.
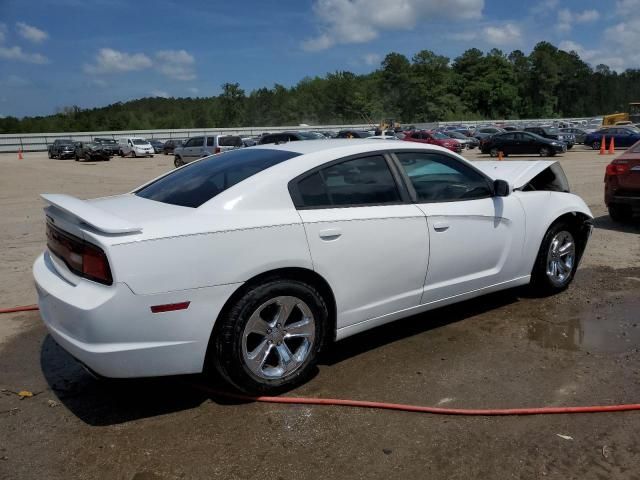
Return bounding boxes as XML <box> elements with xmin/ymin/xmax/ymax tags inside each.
<box><xmin>2</xmin><ymin>41</ymin><xmax>639</xmax><ymax>134</ymax></box>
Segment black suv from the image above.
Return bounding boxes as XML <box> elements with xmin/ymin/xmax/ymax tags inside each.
<box><xmin>258</xmin><ymin>131</ymin><xmax>320</xmax><ymax>145</ymax></box>
<box><xmin>524</xmin><ymin>127</ymin><xmax>575</xmax><ymax>149</ymax></box>
<box><xmin>94</xmin><ymin>138</ymin><xmax>119</xmax><ymax>156</ymax></box>
<box><xmin>163</xmin><ymin>139</ymin><xmax>184</xmax><ymax>154</ymax></box>
<box><xmin>48</xmin><ymin>139</ymin><xmax>75</xmax><ymax>159</ymax></box>
<box><xmin>74</xmin><ymin>141</ymin><xmax>111</xmax><ymax>161</ymax></box>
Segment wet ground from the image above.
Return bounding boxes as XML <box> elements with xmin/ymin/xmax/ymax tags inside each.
<box><xmin>1</xmin><ymin>149</ymin><xmax>639</xmax><ymax>479</ymax></box>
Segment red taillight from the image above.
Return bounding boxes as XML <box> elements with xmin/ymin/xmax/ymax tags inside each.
<box><xmin>215</xmin><ymin>147</ymin><xmax>221</xmax><ymax>154</ymax></box>
<box><xmin>46</xmin><ymin>221</ymin><xmax>113</xmax><ymax>285</ymax></box>
<box><xmin>606</xmin><ymin>162</ymin><xmax>629</xmax><ymax>176</ymax></box>
<box><xmin>82</xmin><ymin>245</ymin><xmax>112</xmax><ymax>285</ymax></box>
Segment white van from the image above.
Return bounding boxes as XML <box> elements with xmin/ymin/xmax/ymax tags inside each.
<box><xmin>117</xmin><ymin>137</ymin><xmax>154</xmax><ymax>157</ymax></box>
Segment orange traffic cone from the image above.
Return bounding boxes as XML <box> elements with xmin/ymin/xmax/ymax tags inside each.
<box><xmin>599</xmin><ymin>136</ymin><xmax>606</xmax><ymax>155</ymax></box>
<box><xmin>608</xmin><ymin>137</ymin><xmax>615</xmax><ymax>154</ymax></box>
<box><xmin>497</xmin><ymin>150</ymin><xmax>504</xmax><ymax>161</ymax></box>
<box><xmin>17</xmin><ymin>147</ymin><xmax>23</xmax><ymax>160</ymax></box>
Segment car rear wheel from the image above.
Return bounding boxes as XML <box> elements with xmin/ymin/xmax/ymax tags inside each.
<box><xmin>47</xmin><ymin>150</ymin><xmax>52</xmax><ymax>159</ymax></box>
<box><xmin>539</xmin><ymin>147</ymin><xmax>551</xmax><ymax>157</ymax></box>
<box><xmin>489</xmin><ymin>147</ymin><xmax>499</xmax><ymax>157</ymax></box>
<box><xmin>591</xmin><ymin>141</ymin><xmax>600</xmax><ymax>150</ymax></box>
<box><xmin>608</xmin><ymin>204</ymin><xmax>633</xmax><ymax>222</ymax></box>
<box><xmin>174</xmin><ymin>156</ymin><xmax>184</xmax><ymax>168</ymax></box>
<box><xmin>212</xmin><ymin>278</ymin><xmax>327</xmax><ymax>395</ymax></box>
<box><xmin>530</xmin><ymin>221</ymin><xmax>577</xmax><ymax>295</ymax></box>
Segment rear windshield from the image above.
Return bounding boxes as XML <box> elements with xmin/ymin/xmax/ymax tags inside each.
<box><xmin>218</xmin><ymin>136</ymin><xmax>243</xmax><ymax>147</ymax></box>
<box><xmin>136</xmin><ymin>148</ymin><xmax>301</xmax><ymax>208</ymax></box>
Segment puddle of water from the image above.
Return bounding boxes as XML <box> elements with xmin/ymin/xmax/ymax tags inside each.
<box><xmin>528</xmin><ymin>297</ymin><xmax>640</xmax><ymax>353</ymax></box>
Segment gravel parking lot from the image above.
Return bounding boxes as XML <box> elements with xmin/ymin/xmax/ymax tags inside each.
<box><xmin>1</xmin><ymin>147</ymin><xmax>639</xmax><ymax>479</ymax></box>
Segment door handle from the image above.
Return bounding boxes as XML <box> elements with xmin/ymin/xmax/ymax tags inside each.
<box><xmin>433</xmin><ymin>222</ymin><xmax>450</xmax><ymax>232</ymax></box>
<box><xmin>319</xmin><ymin>228</ymin><xmax>342</xmax><ymax>240</ymax></box>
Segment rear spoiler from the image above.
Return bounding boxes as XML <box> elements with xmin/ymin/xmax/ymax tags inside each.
<box><xmin>41</xmin><ymin>194</ymin><xmax>142</xmax><ymax>234</ymax></box>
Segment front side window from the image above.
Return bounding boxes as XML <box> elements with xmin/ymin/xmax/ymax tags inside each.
<box><xmin>396</xmin><ymin>152</ymin><xmax>492</xmax><ymax>202</ymax></box>
<box><xmin>295</xmin><ymin>155</ymin><xmax>401</xmax><ymax>208</ymax></box>
<box><xmin>136</xmin><ymin>149</ymin><xmax>300</xmax><ymax>208</ymax></box>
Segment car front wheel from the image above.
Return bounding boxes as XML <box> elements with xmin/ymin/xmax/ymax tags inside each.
<box><xmin>591</xmin><ymin>141</ymin><xmax>600</xmax><ymax>150</ymax></box>
<box><xmin>530</xmin><ymin>221</ymin><xmax>577</xmax><ymax>295</ymax></box>
<box><xmin>174</xmin><ymin>156</ymin><xmax>184</xmax><ymax>168</ymax></box>
<box><xmin>212</xmin><ymin>278</ymin><xmax>327</xmax><ymax>395</ymax></box>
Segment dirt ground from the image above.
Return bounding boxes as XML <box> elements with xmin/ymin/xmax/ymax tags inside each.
<box><xmin>0</xmin><ymin>147</ymin><xmax>639</xmax><ymax>480</ymax></box>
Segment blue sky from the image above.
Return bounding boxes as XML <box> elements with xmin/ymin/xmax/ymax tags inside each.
<box><xmin>0</xmin><ymin>0</ymin><xmax>636</xmax><ymax>117</ymax></box>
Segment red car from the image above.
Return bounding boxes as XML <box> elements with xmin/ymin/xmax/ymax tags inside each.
<box><xmin>605</xmin><ymin>139</ymin><xmax>640</xmax><ymax>222</ymax></box>
<box><xmin>403</xmin><ymin>130</ymin><xmax>463</xmax><ymax>153</ymax></box>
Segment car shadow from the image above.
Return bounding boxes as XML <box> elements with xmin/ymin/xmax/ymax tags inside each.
<box><xmin>41</xmin><ymin>289</ymin><xmax>522</xmax><ymax>426</ymax></box>
<box><xmin>320</xmin><ymin>289</ymin><xmax>521</xmax><ymax>366</ymax></box>
<box><xmin>593</xmin><ymin>214</ymin><xmax>640</xmax><ymax>233</ymax></box>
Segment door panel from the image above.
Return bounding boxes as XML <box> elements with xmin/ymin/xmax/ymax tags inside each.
<box><xmin>417</xmin><ymin>197</ymin><xmax>525</xmax><ymax>303</ymax></box>
<box><xmin>300</xmin><ymin>205</ymin><xmax>429</xmax><ymax>328</ymax></box>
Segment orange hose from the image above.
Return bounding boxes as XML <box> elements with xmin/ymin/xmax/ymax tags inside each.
<box><xmin>5</xmin><ymin>303</ymin><xmax>640</xmax><ymax>416</ymax></box>
<box><xmin>192</xmin><ymin>384</ymin><xmax>640</xmax><ymax>416</ymax></box>
<box><xmin>0</xmin><ymin>304</ymin><xmax>39</xmax><ymax>314</ymax></box>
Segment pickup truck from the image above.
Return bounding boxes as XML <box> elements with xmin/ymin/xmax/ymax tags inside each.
<box><xmin>48</xmin><ymin>139</ymin><xmax>76</xmax><ymax>159</ymax></box>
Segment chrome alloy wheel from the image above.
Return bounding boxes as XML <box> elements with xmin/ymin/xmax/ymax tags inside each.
<box><xmin>545</xmin><ymin>230</ymin><xmax>575</xmax><ymax>287</ymax></box>
<box><xmin>241</xmin><ymin>296</ymin><xmax>315</xmax><ymax>380</ymax></box>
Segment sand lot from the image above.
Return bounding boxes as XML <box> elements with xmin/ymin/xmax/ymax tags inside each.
<box><xmin>1</xmin><ymin>146</ymin><xmax>639</xmax><ymax>479</ymax></box>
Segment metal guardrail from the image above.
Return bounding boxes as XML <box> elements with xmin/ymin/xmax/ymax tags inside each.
<box><xmin>0</xmin><ymin>124</ymin><xmax>371</xmax><ymax>153</ymax></box>
<box><xmin>0</xmin><ymin>117</ymin><xmax>602</xmax><ymax>153</ymax></box>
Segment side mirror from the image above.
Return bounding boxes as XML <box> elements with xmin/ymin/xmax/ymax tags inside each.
<box><xmin>493</xmin><ymin>179</ymin><xmax>510</xmax><ymax>197</ymax></box>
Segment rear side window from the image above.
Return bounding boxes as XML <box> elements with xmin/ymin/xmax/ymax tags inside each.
<box><xmin>396</xmin><ymin>152</ymin><xmax>492</xmax><ymax>202</ymax></box>
<box><xmin>136</xmin><ymin>149</ymin><xmax>300</xmax><ymax>208</ymax></box>
<box><xmin>207</xmin><ymin>137</ymin><xmax>214</xmax><ymax>147</ymax></box>
<box><xmin>294</xmin><ymin>155</ymin><xmax>401</xmax><ymax>208</ymax></box>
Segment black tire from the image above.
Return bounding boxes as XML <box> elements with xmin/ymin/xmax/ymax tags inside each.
<box><xmin>567</xmin><ymin>144</ymin><xmax>573</xmax><ymax>150</ymax></box>
<box><xmin>530</xmin><ymin>220</ymin><xmax>578</xmax><ymax>295</ymax></box>
<box><xmin>47</xmin><ymin>150</ymin><xmax>52</xmax><ymax>159</ymax></box>
<box><xmin>174</xmin><ymin>156</ymin><xmax>184</xmax><ymax>168</ymax></box>
<box><xmin>130</xmin><ymin>150</ymin><xmax>136</xmax><ymax>158</ymax></box>
<box><xmin>489</xmin><ymin>147</ymin><xmax>499</xmax><ymax>157</ymax></box>
<box><xmin>74</xmin><ymin>153</ymin><xmax>79</xmax><ymax>161</ymax></box>
<box><xmin>212</xmin><ymin>278</ymin><xmax>328</xmax><ymax>395</ymax></box>
<box><xmin>539</xmin><ymin>146</ymin><xmax>551</xmax><ymax>157</ymax></box>
<box><xmin>591</xmin><ymin>141</ymin><xmax>600</xmax><ymax>150</ymax></box>
<box><xmin>84</xmin><ymin>153</ymin><xmax>91</xmax><ymax>162</ymax></box>
<box><xmin>119</xmin><ymin>149</ymin><xmax>124</xmax><ymax>157</ymax></box>
<box><xmin>608</xmin><ymin>204</ymin><xmax>633</xmax><ymax>223</ymax></box>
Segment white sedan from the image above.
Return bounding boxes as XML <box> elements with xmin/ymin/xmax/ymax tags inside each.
<box><xmin>34</xmin><ymin>140</ymin><xmax>593</xmax><ymax>394</ymax></box>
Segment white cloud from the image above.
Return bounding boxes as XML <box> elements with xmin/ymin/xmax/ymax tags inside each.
<box><xmin>616</xmin><ymin>0</ymin><xmax>640</xmax><ymax>15</ymax></box>
<box><xmin>188</xmin><ymin>87</ymin><xmax>199</xmax><ymax>95</ymax></box>
<box><xmin>0</xmin><ymin>45</ymin><xmax>48</xmax><ymax>64</ymax></box>
<box><xmin>483</xmin><ymin>23</ymin><xmax>521</xmax><ymax>46</ymax></box>
<box><xmin>363</xmin><ymin>53</ymin><xmax>381</xmax><ymax>66</ymax></box>
<box><xmin>559</xmin><ymin>40</ymin><xmax>626</xmax><ymax>71</ymax></box>
<box><xmin>155</xmin><ymin>49</ymin><xmax>196</xmax><ymax>81</ymax></box>
<box><xmin>150</xmin><ymin>89</ymin><xmax>170</xmax><ymax>98</ymax></box>
<box><xmin>302</xmin><ymin>0</ymin><xmax>484</xmax><ymax>51</ymax></box>
<box><xmin>16</xmin><ymin>22</ymin><xmax>48</xmax><ymax>43</ymax></box>
<box><xmin>84</xmin><ymin>48</ymin><xmax>152</xmax><ymax>74</ymax></box>
<box><xmin>558</xmin><ymin>8</ymin><xmax>599</xmax><ymax>32</ymax></box>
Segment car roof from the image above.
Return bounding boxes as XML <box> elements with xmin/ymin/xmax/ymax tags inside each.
<box><xmin>246</xmin><ymin>138</ymin><xmax>455</xmax><ymax>156</ymax></box>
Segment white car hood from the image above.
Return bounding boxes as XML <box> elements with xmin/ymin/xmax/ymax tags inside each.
<box><xmin>473</xmin><ymin>160</ymin><xmax>556</xmax><ymax>189</ymax></box>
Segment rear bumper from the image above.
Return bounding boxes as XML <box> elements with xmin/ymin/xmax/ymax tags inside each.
<box><xmin>606</xmin><ymin>194</ymin><xmax>640</xmax><ymax>210</ymax></box>
<box><xmin>34</xmin><ymin>252</ymin><xmax>239</xmax><ymax>378</ymax></box>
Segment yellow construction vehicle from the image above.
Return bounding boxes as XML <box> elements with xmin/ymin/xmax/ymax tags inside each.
<box><xmin>602</xmin><ymin>103</ymin><xmax>640</xmax><ymax>126</ymax></box>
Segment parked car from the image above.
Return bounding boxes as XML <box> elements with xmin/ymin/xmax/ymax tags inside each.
<box><xmin>443</xmin><ymin>131</ymin><xmax>479</xmax><ymax>149</ymax></box>
<box><xmin>335</xmin><ymin>130</ymin><xmax>374</xmax><ymax>139</ymax></box>
<box><xmin>173</xmin><ymin>135</ymin><xmax>243</xmax><ymax>167</ymax></box>
<box><xmin>163</xmin><ymin>139</ymin><xmax>184</xmax><ymax>155</ymax></box>
<box><xmin>480</xmin><ymin>132</ymin><xmax>567</xmax><ymax>157</ymax></box>
<box><xmin>34</xmin><ymin>140</ymin><xmax>592</xmax><ymax>394</ymax></box>
<box><xmin>257</xmin><ymin>131</ymin><xmax>319</xmax><ymax>145</ymax></box>
<box><xmin>604</xmin><ymin>139</ymin><xmax>640</xmax><ymax>221</ymax></box>
<box><xmin>474</xmin><ymin>126</ymin><xmax>505</xmax><ymax>137</ymax></box>
<box><xmin>94</xmin><ymin>138</ymin><xmax>120</xmax><ymax>156</ymax></box>
<box><xmin>74</xmin><ymin>141</ymin><xmax>111</xmax><ymax>161</ymax></box>
<box><xmin>48</xmin><ymin>139</ymin><xmax>75</xmax><ymax>159</ymax></box>
<box><xmin>118</xmin><ymin>137</ymin><xmax>154</xmax><ymax>158</ymax></box>
<box><xmin>584</xmin><ymin>127</ymin><xmax>640</xmax><ymax>150</ymax></box>
<box><xmin>524</xmin><ymin>127</ymin><xmax>575</xmax><ymax>149</ymax></box>
<box><xmin>560</xmin><ymin>128</ymin><xmax>588</xmax><ymax>144</ymax></box>
<box><xmin>403</xmin><ymin>130</ymin><xmax>463</xmax><ymax>153</ymax></box>
<box><xmin>147</xmin><ymin>139</ymin><xmax>165</xmax><ymax>154</ymax></box>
